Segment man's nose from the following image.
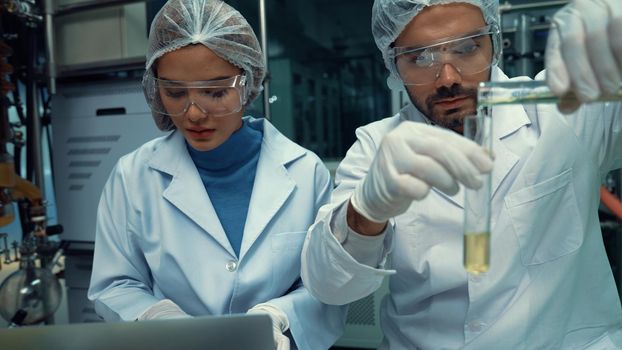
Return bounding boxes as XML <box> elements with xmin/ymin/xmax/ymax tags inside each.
<box><xmin>434</xmin><ymin>63</ymin><xmax>463</xmax><ymax>90</ymax></box>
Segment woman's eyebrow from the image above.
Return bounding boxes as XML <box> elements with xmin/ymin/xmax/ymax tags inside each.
<box><xmin>158</xmin><ymin>75</ymin><xmax>233</xmax><ymax>83</ymax></box>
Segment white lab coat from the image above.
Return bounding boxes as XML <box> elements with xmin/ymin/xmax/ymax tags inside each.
<box><xmin>302</xmin><ymin>68</ymin><xmax>622</xmax><ymax>349</ymax></box>
<box><xmin>88</xmin><ymin>117</ymin><xmax>347</xmax><ymax>350</ymax></box>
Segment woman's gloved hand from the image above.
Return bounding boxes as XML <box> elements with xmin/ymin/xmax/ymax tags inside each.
<box><xmin>546</xmin><ymin>0</ymin><xmax>622</xmax><ymax>113</ymax></box>
<box><xmin>247</xmin><ymin>303</ymin><xmax>290</xmax><ymax>350</ymax></box>
<box><xmin>137</xmin><ymin>299</ymin><xmax>190</xmax><ymax>321</ymax></box>
<box><xmin>350</xmin><ymin>122</ymin><xmax>493</xmax><ymax>223</ymax></box>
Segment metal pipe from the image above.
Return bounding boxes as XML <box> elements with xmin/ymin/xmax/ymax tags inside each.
<box><xmin>259</xmin><ymin>0</ymin><xmax>271</xmax><ymax>120</ymax></box>
<box><xmin>499</xmin><ymin>0</ymin><xmax>568</xmax><ymax>13</ymax></box>
<box><xmin>25</xmin><ymin>27</ymin><xmax>44</xmax><ymax>193</ymax></box>
<box><xmin>54</xmin><ymin>0</ymin><xmax>144</xmax><ymax>17</ymax></box>
<box><xmin>515</xmin><ymin>14</ymin><xmax>534</xmax><ymax>77</ymax></box>
<box><xmin>43</xmin><ymin>0</ymin><xmax>56</xmax><ymax>94</ymax></box>
<box><xmin>0</xmin><ymin>17</ymin><xmax>11</xmax><ymax>154</ymax></box>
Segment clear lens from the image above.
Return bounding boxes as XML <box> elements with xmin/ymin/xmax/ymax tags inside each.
<box><xmin>146</xmin><ymin>75</ymin><xmax>247</xmax><ymax>117</ymax></box>
<box><xmin>392</xmin><ymin>25</ymin><xmax>498</xmax><ymax>86</ymax></box>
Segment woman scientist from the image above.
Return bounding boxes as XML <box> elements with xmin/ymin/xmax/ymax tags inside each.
<box><xmin>87</xmin><ymin>0</ymin><xmax>346</xmax><ymax>349</ymax></box>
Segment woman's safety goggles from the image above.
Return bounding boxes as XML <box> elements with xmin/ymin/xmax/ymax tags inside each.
<box><xmin>146</xmin><ymin>74</ymin><xmax>247</xmax><ymax>117</ymax></box>
<box><xmin>389</xmin><ymin>25</ymin><xmax>499</xmax><ymax>86</ymax></box>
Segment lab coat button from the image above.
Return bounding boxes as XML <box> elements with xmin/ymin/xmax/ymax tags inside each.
<box><xmin>466</xmin><ymin>320</ymin><xmax>484</xmax><ymax>332</ymax></box>
<box><xmin>225</xmin><ymin>260</ymin><xmax>238</xmax><ymax>272</ymax></box>
<box><xmin>469</xmin><ymin>274</ymin><xmax>482</xmax><ymax>283</ymax></box>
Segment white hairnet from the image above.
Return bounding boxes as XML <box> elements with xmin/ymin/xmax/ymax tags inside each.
<box><xmin>143</xmin><ymin>0</ymin><xmax>265</xmax><ymax>131</ymax></box>
<box><xmin>372</xmin><ymin>0</ymin><xmax>501</xmax><ymax>90</ymax></box>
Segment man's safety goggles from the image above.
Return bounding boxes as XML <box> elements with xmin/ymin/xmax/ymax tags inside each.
<box><xmin>389</xmin><ymin>25</ymin><xmax>499</xmax><ymax>85</ymax></box>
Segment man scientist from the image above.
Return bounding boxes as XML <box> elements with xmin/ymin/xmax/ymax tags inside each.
<box><xmin>302</xmin><ymin>0</ymin><xmax>622</xmax><ymax>349</ymax></box>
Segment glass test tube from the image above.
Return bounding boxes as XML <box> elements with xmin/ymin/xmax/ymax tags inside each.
<box><xmin>463</xmin><ymin>113</ymin><xmax>492</xmax><ymax>275</ymax></box>
<box><xmin>463</xmin><ymin>79</ymin><xmax>622</xmax><ymax>274</ymax></box>
<box><xmin>477</xmin><ymin>80</ymin><xmax>622</xmax><ymax>107</ymax></box>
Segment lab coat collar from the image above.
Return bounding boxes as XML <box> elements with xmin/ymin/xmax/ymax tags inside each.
<box><xmin>489</xmin><ymin>66</ymin><xmax>532</xmax><ymax>140</ymax></box>
<box><xmin>148</xmin><ymin>130</ymin><xmax>233</xmax><ymax>254</ymax></box>
<box><xmin>239</xmin><ymin>117</ymin><xmax>304</xmax><ymax>259</ymax></box>
<box><xmin>399</xmin><ymin>66</ymin><xmax>529</xmax><ymax>207</ymax></box>
<box><xmin>147</xmin><ymin>117</ymin><xmax>306</xmax><ymax>174</ymax></box>
<box><xmin>488</xmin><ymin>67</ymin><xmax>530</xmax><ymax>199</ymax></box>
<box><xmin>146</xmin><ymin>117</ymin><xmax>305</xmax><ymax>257</ymax></box>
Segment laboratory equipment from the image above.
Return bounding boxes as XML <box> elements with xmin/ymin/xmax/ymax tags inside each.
<box><xmin>0</xmin><ymin>179</ymin><xmax>63</xmax><ymax>327</ymax></box>
<box><xmin>0</xmin><ymin>236</ymin><xmax>62</xmax><ymax>326</ymax></box>
<box><xmin>0</xmin><ymin>6</ymin><xmax>65</xmax><ymax>327</ymax></box>
<box><xmin>11</xmin><ymin>240</ymin><xmax>19</xmax><ymax>262</ymax></box>
<box><xmin>2</xmin><ymin>233</ymin><xmax>10</xmax><ymax>264</ymax></box>
<box><xmin>0</xmin><ymin>313</ymin><xmax>274</xmax><ymax>350</ymax></box>
<box><xmin>52</xmin><ymin>79</ymin><xmax>163</xmax><ymax>323</ymax></box>
<box><xmin>477</xmin><ymin>80</ymin><xmax>622</xmax><ymax>106</ymax></box>
<box><xmin>463</xmin><ymin>114</ymin><xmax>493</xmax><ymax>274</ymax></box>
<box><xmin>463</xmin><ymin>79</ymin><xmax>622</xmax><ymax>274</ymax></box>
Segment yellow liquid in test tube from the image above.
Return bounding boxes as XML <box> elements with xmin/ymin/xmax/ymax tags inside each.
<box><xmin>464</xmin><ymin>232</ymin><xmax>490</xmax><ymax>274</ymax></box>
<box><xmin>463</xmin><ymin>113</ymin><xmax>492</xmax><ymax>275</ymax></box>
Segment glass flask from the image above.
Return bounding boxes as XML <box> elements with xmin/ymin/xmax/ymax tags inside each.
<box><xmin>0</xmin><ymin>242</ymin><xmax>61</xmax><ymax>325</ymax></box>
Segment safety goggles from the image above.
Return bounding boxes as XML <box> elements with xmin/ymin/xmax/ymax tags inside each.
<box><xmin>146</xmin><ymin>74</ymin><xmax>247</xmax><ymax>117</ymax></box>
<box><xmin>390</xmin><ymin>25</ymin><xmax>499</xmax><ymax>86</ymax></box>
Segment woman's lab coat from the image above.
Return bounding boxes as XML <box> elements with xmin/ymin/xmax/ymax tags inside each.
<box><xmin>88</xmin><ymin>117</ymin><xmax>347</xmax><ymax>350</ymax></box>
<box><xmin>302</xmin><ymin>68</ymin><xmax>622</xmax><ymax>349</ymax></box>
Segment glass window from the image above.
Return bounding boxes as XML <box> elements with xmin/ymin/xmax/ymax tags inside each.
<box><xmin>229</xmin><ymin>0</ymin><xmax>391</xmax><ymax>161</ymax></box>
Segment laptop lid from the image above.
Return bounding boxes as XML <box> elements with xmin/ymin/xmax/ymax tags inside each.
<box><xmin>0</xmin><ymin>313</ymin><xmax>274</xmax><ymax>350</ymax></box>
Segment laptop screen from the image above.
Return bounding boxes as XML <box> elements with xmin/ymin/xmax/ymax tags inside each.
<box><xmin>0</xmin><ymin>313</ymin><xmax>274</xmax><ymax>350</ymax></box>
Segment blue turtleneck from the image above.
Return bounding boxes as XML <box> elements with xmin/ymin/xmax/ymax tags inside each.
<box><xmin>186</xmin><ymin>119</ymin><xmax>262</xmax><ymax>257</ymax></box>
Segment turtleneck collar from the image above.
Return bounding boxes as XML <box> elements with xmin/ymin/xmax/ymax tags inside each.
<box><xmin>186</xmin><ymin>119</ymin><xmax>263</xmax><ymax>173</ymax></box>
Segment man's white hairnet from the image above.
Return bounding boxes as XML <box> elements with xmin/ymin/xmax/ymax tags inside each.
<box><xmin>372</xmin><ymin>0</ymin><xmax>500</xmax><ymax>90</ymax></box>
<box><xmin>143</xmin><ymin>0</ymin><xmax>265</xmax><ymax>131</ymax></box>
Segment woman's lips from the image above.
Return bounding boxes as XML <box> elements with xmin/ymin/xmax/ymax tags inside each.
<box><xmin>187</xmin><ymin>128</ymin><xmax>215</xmax><ymax>138</ymax></box>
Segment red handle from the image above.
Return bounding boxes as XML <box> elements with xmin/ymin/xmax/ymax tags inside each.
<box><xmin>601</xmin><ymin>186</ymin><xmax>622</xmax><ymax>220</ymax></box>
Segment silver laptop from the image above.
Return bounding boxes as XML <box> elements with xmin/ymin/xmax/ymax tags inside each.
<box><xmin>0</xmin><ymin>313</ymin><xmax>274</xmax><ymax>350</ymax></box>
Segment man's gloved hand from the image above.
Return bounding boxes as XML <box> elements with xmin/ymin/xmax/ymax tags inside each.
<box><xmin>137</xmin><ymin>299</ymin><xmax>190</xmax><ymax>321</ymax></box>
<box><xmin>351</xmin><ymin>122</ymin><xmax>494</xmax><ymax>223</ymax></box>
<box><xmin>545</xmin><ymin>0</ymin><xmax>622</xmax><ymax>113</ymax></box>
<box><xmin>247</xmin><ymin>303</ymin><xmax>290</xmax><ymax>350</ymax></box>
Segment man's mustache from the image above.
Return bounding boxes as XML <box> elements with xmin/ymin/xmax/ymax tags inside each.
<box><xmin>427</xmin><ymin>84</ymin><xmax>477</xmax><ymax>105</ymax></box>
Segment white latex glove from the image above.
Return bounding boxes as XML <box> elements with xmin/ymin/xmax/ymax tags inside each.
<box><xmin>247</xmin><ymin>303</ymin><xmax>290</xmax><ymax>350</ymax></box>
<box><xmin>351</xmin><ymin>122</ymin><xmax>494</xmax><ymax>223</ymax></box>
<box><xmin>545</xmin><ymin>0</ymin><xmax>622</xmax><ymax>113</ymax></box>
<box><xmin>137</xmin><ymin>299</ymin><xmax>190</xmax><ymax>321</ymax></box>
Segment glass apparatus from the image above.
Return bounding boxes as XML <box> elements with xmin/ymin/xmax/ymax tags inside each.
<box><xmin>463</xmin><ymin>114</ymin><xmax>492</xmax><ymax>274</ymax></box>
<box><xmin>477</xmin><ymin>80</ymin><xmax>622</xmax><ymax>106</ymax></box>
<box><xmin>463</xmin><ymin>80</ymin><xmax>622</xmax><ymax>274</ymax></box>
<box><xmin>0</xmin><ymin>201</ymin><xmax>62</xmax><ymax>327</ymax></box>
<box><xmin>0</xmin><ymin>236</ymin><xmax>62</xmax><ymax>325</ymax></box>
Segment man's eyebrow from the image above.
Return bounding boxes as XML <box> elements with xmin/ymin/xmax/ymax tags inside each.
<box><xmin>408</xmin><ymin>26</ymin><xmax>490</xmax><ymax>49</ymax></box>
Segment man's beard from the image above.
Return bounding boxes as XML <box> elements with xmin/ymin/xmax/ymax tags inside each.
<box><xmin>408</xmin><ymin>84</ymin><xmax>478</xmax><ymax>133</ymax></box>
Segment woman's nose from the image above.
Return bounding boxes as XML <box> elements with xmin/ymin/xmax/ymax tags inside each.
<box><xmin>185</xmin><ymin>101</ymin><xmax>208</xmax><ymax>123</ymax></box>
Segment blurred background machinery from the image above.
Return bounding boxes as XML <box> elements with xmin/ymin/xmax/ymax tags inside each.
<box><xmin>0</xmin><ymin>0</ymin><xmax>66</xmax><ymax>328</ymax></box>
